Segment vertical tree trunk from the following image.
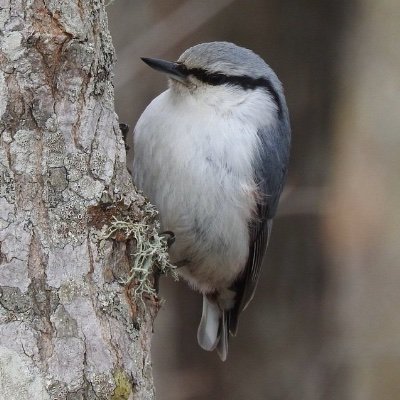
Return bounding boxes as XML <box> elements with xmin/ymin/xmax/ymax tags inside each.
<box><xmin>0</xmin><ymin>1</ymin><xmax>157</xmax><ymax>398</ymax></box>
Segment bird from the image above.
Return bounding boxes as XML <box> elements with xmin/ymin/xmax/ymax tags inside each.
<box><xmin>132</xmin><ymin>42</ymin><xmax>291</xmax><ymax>361</ymax></box>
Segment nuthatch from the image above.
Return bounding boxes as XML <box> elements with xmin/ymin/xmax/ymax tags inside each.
<box><xmin>133</xmin><ymin>42</ymin><xmax>291</xmax><ymax>361</ymax></box>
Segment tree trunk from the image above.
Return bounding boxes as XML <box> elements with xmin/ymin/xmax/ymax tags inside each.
<box><xmin>0</xmin><ymin>1</ymin><xmax>158</xmax><ymax>398</ymax></box>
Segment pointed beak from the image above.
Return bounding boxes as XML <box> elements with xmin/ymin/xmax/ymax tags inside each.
<box><xmin>141</xmin><ymin>57</ymin><xmax>188</xmax><ymax>83</ymax></box>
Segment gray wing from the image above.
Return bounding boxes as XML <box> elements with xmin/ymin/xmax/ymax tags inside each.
<box><xmin>228</xmin><ymin>119</ymin><xmax>290</xmax><ymax>335</ymax></box>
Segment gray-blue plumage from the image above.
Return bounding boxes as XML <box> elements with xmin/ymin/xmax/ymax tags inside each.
<box><xmin>134</xmin><ymin>42</ymin><xmax>291</xmax><ymax>361</ymax></box>
<box><xmin>229</xmin><ymin>114</ymin><xmax>291</xmax><ymax>336</ymax></box>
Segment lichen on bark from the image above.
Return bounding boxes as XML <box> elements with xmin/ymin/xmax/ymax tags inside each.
<box><xmin>0</xmin><ymin>1</ymin><xmax>158</xmax><ymax>398</ymax></box>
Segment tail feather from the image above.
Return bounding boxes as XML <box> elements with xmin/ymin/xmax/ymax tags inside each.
<box><xmin>197</xmin><ymin>295</ymin><xmax>229</xmax><ymax>361</ymax></box>
<box><xmin>216</xmin><ymin>311</ymin><xmax>228</xmax><ymax>361</ymax></box>
<box><xmin>197</xmin><ymin>295</ymin><xmax>220</xmax><ymax>351</ymax></box>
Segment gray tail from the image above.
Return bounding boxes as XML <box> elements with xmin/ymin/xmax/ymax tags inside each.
<box><xmin>197</xmin><ymin>295</ymin><xmax>229</xmax><ymax>361</ymax></box>
<box><xmin>216</xmin><ymin>310</ymin><xmax>228</xmax><ymax>361</ymax></box>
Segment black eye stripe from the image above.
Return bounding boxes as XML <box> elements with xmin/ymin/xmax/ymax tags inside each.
<box><xmin>177</xmin><ymin>65</ymin><xmax>282</xmax><ymax>118</ymax></box>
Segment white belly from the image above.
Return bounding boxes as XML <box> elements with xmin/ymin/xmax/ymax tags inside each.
<box><xmin>133</xmin><ymin>89</ymin><xmax>259</xmax><ymax>293</ymax></box>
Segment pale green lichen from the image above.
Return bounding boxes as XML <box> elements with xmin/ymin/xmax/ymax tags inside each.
<box><xmin>98</xmin><ymin>203</ymin><xmax>177</xmax><ymax>300</ymax></box>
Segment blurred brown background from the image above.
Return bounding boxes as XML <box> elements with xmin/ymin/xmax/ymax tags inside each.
<box><xmin>107</xmin><ymin>1</ymin><xmax>400</xmax><ymax>399</ymax></box>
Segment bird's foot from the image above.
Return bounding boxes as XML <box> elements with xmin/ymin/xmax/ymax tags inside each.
<box><xmin>160</xmin><ymin>230</ymin><xmax>175</xmax><ymax>247</ymax></box>
<box><xmin>119</xmin><ymin>123</ymin><xmax>130</xmax><ymax>151</ymax></box>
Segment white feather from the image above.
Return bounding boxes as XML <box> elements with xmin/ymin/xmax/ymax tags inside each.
<box><xmin>133</xmin><ymin>84</ymin><xmax>275</xmax><ymax>293</ymax></box>
<box><xmin>197</xmin><ymin>295</ymin><xmax>220</xmax><ymax>351</ymax></box>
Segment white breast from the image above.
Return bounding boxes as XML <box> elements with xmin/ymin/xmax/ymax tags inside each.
<box><xmin>133</xmin><ymin>86</ymin><xmax>275</xmax><ymax>293</ymax></box>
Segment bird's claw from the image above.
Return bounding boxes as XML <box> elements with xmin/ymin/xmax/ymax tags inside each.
<box><xmin>161</xmin><ymin>230</ymin><xmax>175</xmax><ymax>248</ymax></box>
<box><xmin>119</xmin><ymin>123</ymin><xmax>130</xmax><ymax>151</ymax></box>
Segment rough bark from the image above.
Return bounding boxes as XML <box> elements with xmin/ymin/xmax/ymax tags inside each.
<box><xmin>0</xmin><ymin>1</ymin><xmax>157</xmax><ymax>399</ymax></box>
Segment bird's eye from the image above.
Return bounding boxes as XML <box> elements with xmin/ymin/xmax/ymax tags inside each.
<box><xmin>176</xmin><ymin>62</ymin><xmax>188</xmax><ymax>75</ymax></box>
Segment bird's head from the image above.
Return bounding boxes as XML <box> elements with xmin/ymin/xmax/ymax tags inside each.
<box><xmin>141</xmin><ymin>42</ymin><xmax>284</xmax><ymax>115</ymax></box>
